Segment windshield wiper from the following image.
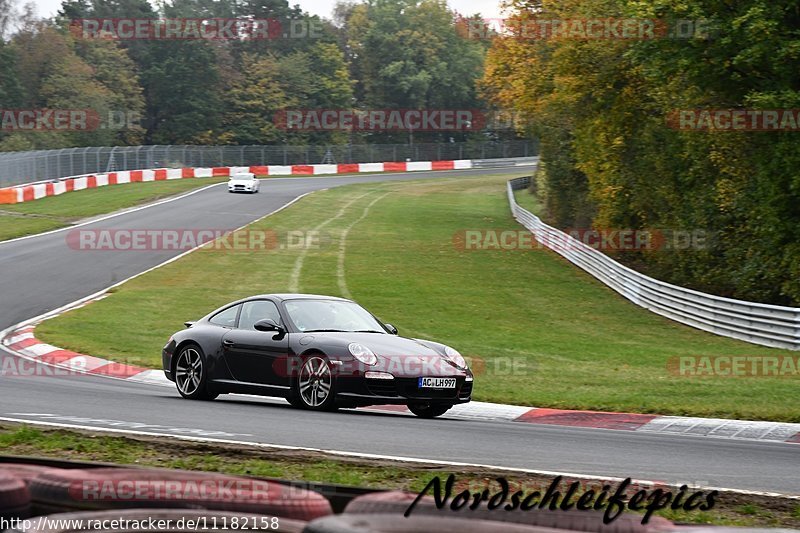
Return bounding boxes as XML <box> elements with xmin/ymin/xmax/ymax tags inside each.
<box><xmin>303</xmin><ymin>329</ymin><xmax>348</xmax><ymax>333</ymax></box>
<box><xmin>353</xmin><ymin>330</ymin><xmax>386</xmax><ymax>334</ymax></box>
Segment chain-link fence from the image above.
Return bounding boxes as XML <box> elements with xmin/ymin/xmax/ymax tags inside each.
<box><xmin>0</xmin><ymin>140</ymin><xmax>537</xmax><ymax>187</ymax></box>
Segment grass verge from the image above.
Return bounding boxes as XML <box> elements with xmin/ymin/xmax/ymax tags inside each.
<box><xmin>0</xmin><ymin>424</ymin><xmax>797</xmax><ymax>527</ymax></box>
<box><xmin>0</xmin><ymin>178</ymin><xmax>228</xmax><ymax>242</ymax></box>
<box><xmin>36</xmin><ymin>173</ymin><xmax>800</xmax><ymax>421</ymax></box>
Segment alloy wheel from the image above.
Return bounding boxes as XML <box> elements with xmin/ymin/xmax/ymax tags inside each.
<box><xmin>299</xmin><ymin>357</ymin><xmax>332</xmax><ymax>408</ymax></box>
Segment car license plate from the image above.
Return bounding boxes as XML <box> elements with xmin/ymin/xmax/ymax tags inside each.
<box><xmin>418</xmin><ymin>377</ymin><xmax>457</xmax><ymax>389</ymax></box>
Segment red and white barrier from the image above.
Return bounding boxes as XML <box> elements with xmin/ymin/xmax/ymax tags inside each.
<box><xmin>0</xmin><ymin>159</ymin><xmax>473</xmax><ymax>205</ymax></box>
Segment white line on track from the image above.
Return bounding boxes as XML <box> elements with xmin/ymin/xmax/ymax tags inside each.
<box><xmin>0</xmin><ymin>414</ymin><xmax>795</xmax><ymax>500</ymax></box>
<box><xmin>336</xmin><ymin>192</ymin><xmax>391</xmax><ymax>299</ymax></box>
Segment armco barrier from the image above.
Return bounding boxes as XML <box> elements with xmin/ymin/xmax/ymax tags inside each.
<box><xmin>508</xmin><ymin>177</ymin><xmax>800</xmax><ymax>350</ymax></box>
<box><xmin>0</xmin><ymin>159</ymin><xmax>474</xmax><ymax>205</ymax></box>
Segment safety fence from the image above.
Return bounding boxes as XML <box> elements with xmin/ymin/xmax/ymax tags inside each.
<box><xmin>0</xmin><ymin>141</ymin><xmax>537</xmax><ymax>187</ymax></box>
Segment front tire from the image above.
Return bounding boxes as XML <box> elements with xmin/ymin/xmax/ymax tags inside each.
<box><xmin>407</xmin><ymin>402</ymin><xmax>452</xmax><ymax>418</ymax></box>
<box><xmin>174</xmin><ymin>344</ymin><xmax>218</xmax><ymax>401</ymax></box>
<box><xmin>289</xmin><ymin>355</ymin><xmax>337</xmax><ymax>411</ymax></box>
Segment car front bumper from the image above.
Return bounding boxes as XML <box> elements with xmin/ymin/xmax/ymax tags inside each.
<box><xmin>335</xmin><ymin>374</ymin><xmax>473</xmax><ymax>406</ymax></box>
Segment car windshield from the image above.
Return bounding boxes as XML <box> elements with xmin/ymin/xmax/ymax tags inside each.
<box><xmin>284</xmin><ymin>299</ymin><xmax>385</xmax><ymax>333</ymax></box>
<box><xmin>231</xmin><ymin>174</ymin><xmax>254</xmax><ymax>180</ymax></box>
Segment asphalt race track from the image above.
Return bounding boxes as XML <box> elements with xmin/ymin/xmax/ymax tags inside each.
<box><xmin>1</xmin><ymin>167</ymin><xmax>798</xmax><ymax>496</ymax></box>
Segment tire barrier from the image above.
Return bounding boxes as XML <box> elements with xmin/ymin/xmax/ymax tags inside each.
<box><xmin>303</xmin><ymin>513</ymin><xmax>566</xmax><ymax>532</ymax></box>
<box><xmin>343</xmin><ymin>490</ymin><xmax>675</xmax><ymax>532</ymax></box>
<box><xmin>28</xmin><ymin>468</ymin><xmax>332</xmax><ymax>521</ymax></box>
<box><xmin>0</xmin><ymin>465</ymin><xmax>61</xmax><ymax>487</ymax></box>
<box><xmin>0</xmin><ymin>473</ymin><xmax>31</xmax><ymax>520</ymax></box>
<box><xmin>7</xmin><ymin>508</ymin><xmax>307</xmax><ymax>533</ymax></box>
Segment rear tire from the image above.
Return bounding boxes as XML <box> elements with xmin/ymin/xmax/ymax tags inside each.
<box><xmin>407</xmin><ymin>403</ymin><xmax>452</xmax><ymax>418</ymax></box>
<box><xmin>174</xmin><ymin>344</ymin><xmax>218</xmax><ymax>401</ymax></box>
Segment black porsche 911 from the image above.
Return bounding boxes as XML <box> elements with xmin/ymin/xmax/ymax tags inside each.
<box><xmin>162</xmin><ymin>294</ymin><xmax>473</xmax><ymax>418</ymax></box>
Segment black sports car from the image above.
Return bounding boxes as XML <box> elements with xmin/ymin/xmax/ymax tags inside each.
<box><xmin>162</xmin><ymin>294</ymin><xmax>473</xmax><ymax>418</ymax></box>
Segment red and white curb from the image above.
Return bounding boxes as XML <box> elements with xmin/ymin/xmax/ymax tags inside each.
<box><xmin>0</xmin><ymin>160</ymin><xmax>473</xmax><ymax>205</ymax></box>
<box><xmin>3</xmin><ymin>325</ymin><xmax>799</xmax><ymax>444</ymax></box>
<box><xmin>2</xmin><ymin>326</ymin><xmax>167</xmax><ymax>386</ymax></box>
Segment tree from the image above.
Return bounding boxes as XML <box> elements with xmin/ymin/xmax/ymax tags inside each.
<box><xmin>481</xmin><ymin>0</ymin><xmax>800</xmax><ymax>305</ymax></box>
<box><xmin>74</xmin><ymin>38</ymin><xmax>146</xmax><ymax>144</ymax></box>
<box><xmin>140</xmin><ymin>39</ymin><xmax>222</xmax><ymax>144</ymax></box>
<box><xmin>343</xmin><ymin>0</ymin><xmax>486</xmax><ymax>142</ymax></box>
<box><xmin>0</xmin><ymin>42</ymin><xmax>23</xmax><ymax>108</ymax></box>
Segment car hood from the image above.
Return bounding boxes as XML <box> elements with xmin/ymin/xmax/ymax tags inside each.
<box><xmin>229</xmin><ymin>179</ymin><xmax>255</xmax><ymax>185</ymax></box>
<box><xmin>298</xmin><ymin>332</ymin><xmax>442</xmax><ymax>357</ymax></box>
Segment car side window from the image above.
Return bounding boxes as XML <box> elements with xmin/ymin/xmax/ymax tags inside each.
<box><xmin>209</xmin><ymin>304</ymin><xmax>241</xmax><ymax>327</ymax></box>
<box><xmin>239</xmin><ymin>300</ymin><xmax>282</xmax><ymax>331</ymax></box>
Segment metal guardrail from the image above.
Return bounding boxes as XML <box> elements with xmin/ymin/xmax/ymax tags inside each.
<box><xmin>508</xmin><ymin>177</ymin><xmax>800</xmax><ymax>350</ymax></box>
<box><xmin>0</xmin><ymin>141</ymin><xmax>538</xmax><ymax>187</ymax></box>
<box><xmin>472</xmin><ymin>156</ymin><xmax>539</xmax><ymax>168</ymax></box>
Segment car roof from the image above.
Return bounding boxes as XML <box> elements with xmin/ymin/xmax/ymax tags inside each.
<box><xmin>203</xmin><ymin>294</ymin><xmax>356</xmax><ymax>321</ymax></box>
<box><xmin>249</xmin><ymin>293</ymin><xmax>353</xmax><ymax>303</ymax></box>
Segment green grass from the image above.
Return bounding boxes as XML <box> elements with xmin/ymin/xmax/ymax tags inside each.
<box><xmin>514</xmin><ymin>185</ymin><xmax>546</xmax><ymax>216</ymax></box>
<box><xmin>0</xmin><ymin>424</ymin><xmax>432</xmax><ymax>491</ymax></box>
<box><xmin>0</xmin><ymin>424</ymin><xmax>797</xmax><ymax>528</ymax></box>
<box><xmin>0</xmin><ymin>178</ymin><xmax>228</xmax><ymax>242</ymax></box>
<box><xmin>37</xmin><ymin>173</ymin><xmax>800</xmax><ymax>421</ymax></box>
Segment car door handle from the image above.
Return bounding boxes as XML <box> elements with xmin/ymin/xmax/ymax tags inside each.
<box><xmin>222</xmin><ymin>340</ymin><xmax>235</xmax><ymax>347</ymax></box>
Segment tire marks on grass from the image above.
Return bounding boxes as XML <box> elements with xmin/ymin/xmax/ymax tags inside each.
<box><xmin>336</xmin><ymin>192</ymin><xmax>392</xmax><ymax>299</ymax></box>
<box><xmin>287</xmin><ymin>190</ymin><xmax>377</xmax><ymax>293</ymax></box>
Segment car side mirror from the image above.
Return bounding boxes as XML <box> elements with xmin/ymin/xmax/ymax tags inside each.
<box><xmin>385</xmin><ymin>323</ymin><xmax>398</xmax><ymax>335</ymax></box>
<box><xmin>254</xmin><ymin>318</ymin><xmax>283</xmax><ymax>332</ymax></box>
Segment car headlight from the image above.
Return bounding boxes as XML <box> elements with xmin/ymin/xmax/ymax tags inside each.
<box><xmin>348</xmin><ymin>343</ymin><xmax>378</xmax><ymax>366</ymax></box>
<box><xmin>443</xmin><ymin>345</ymin><xmax>467</xmax><ymax>369</ymax></box>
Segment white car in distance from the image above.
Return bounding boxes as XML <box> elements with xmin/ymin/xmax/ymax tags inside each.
<box><xmin>228</xmin><ymin>172</ymin><xmax>260</xmax><ymax>194</ymax></box>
